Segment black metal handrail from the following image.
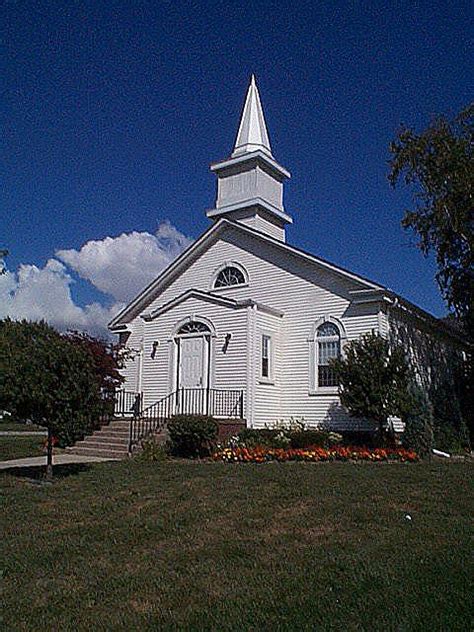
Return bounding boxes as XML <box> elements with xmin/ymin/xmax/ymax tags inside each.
<box><xmin>129</xmin><ymin>391</ymin><xmax>175</xmax><ymax>451</ymax></box>
<box><xmin>114</xmin><ymin>390</ymin><xmax>143</xmax><ymax>416</ymax></box>
<box><xmin>129</xmin><ymin>388</ymin><xmax>244</xmax><ymax>452</ymax></box>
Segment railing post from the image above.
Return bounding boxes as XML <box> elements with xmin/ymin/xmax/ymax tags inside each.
<box><xmin>128</xmin><ymin>416</ymin><xmax>133</xmax><ymax>454</ymax></box>
<box><xmin>240</xmin><ymin>390</ymin><xmax>244</xmax><ymax>419</ymax></box>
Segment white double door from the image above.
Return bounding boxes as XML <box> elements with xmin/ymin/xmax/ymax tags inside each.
<box><xmin>178</xmin><ymin>335</ymin><xmax>209</xmax><ymax>390</ymax></box>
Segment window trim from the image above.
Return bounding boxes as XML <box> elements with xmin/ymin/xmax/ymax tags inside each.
<box><xmin>210</xmin><ymin>261</ymin><xmax>249</xmax><ymax>291</ymax></box>
<box><xmin>308</xmin><ymin>316</ymin><xmax>346</xmax><ymax>395</ymax></box>
<box><xmin>259</xmin><ymin>331</ymin><xmax>275</xmax><ymax>384</ymax></box>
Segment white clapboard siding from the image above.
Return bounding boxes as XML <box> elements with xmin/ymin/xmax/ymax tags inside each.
<box><xmin>121</xmin><ymin>225</ymin><xmax>382</xmax><ymax>429</ymax></box>
<box><xmin>119</xmin><ymin>318</ymin><xmax>143</xmax><ymax>393</ymax></box>
<box><xmin>253</xmin><ymin>310</ymin><xmax>283</xmax><ymax>425</ymax></box>
<box><xmin>388</xmin><ymin>306</ymin><xmax>466</xmax><ymax>392</ymax></box>
<box><xmin>140</xmin><ymin>296</ymin><xmax>248</xmax><ymax>411</ymax></box>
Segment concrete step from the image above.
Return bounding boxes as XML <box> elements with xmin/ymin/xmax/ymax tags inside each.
<box><xmin>81</xmin><ymin>430</ymin><xmax>129</xmax><ymax>440</ymax></box>
<box><xmin>66</xmin><ymin>445</ymin><xmax>128</xmax><ymax>459</ymax></box>
<box><xmin>78</xmin><ymin>438</ymin><xmax>129</xmax><ymax>450</ymax></box>
<box><xmin>92</xmin><ymin>429</ymin><xmax>130</xmax><ymax>439</ymax></box>
<box><xmin>78</xmin><ymin>435</ymin><xmax>128</xmax><ymax>447</ymax></box>
<box><xmin>99</xmin><ymin>421</ymin><xmax>130</xmax><ymax>431</ymax></box>
<box><xmin>68</xmin><ymin>436</ymin><xmax>128</xmax><ymax>448</ymax></box>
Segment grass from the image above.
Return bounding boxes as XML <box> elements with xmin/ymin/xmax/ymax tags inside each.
<box><xmin>0</xmin><ymin>421</ymin><xmax>46</xmax><ymax>432</ymax></box>
<box><xmin>0</xmin><ymin>436</ymin><xmax>46</xmax><ymax>461</ymax></box>
<box><xmin>1</xmin><ymin>460</ymin><xmax>473</xmax><ymax>631</ymax></box>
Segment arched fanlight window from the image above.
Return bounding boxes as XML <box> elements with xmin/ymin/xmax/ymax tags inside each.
<box><xmin>316</xmin><ymin>322</ymin><xmax>340</xmax><ymax>387</ymax></box>
<box><xmin>177</xmin><ymin>321</ymin><xmax>211</xmax><ymax>335</ymax></box>
<box><xmin>214</xmin><ymin>266</ymin><xmax>246</xmax><ymax>289</ymax></box>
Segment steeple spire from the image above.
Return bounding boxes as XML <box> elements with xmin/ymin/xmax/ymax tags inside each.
<box><xmin>207</xmin><ymin>76</ymin><xmax>292</xmax><ymax>241</ymax></box>
<box><xmin>232</xmin><ymin>75</ymin><xmax>272</xmax><ymax>157</ymax></box>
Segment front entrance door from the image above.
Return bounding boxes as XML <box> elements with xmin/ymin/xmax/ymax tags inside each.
<box><xmin>178</xmin><ymin>336</ymin><xmax>207</xmax><ymax>389</ymax></box>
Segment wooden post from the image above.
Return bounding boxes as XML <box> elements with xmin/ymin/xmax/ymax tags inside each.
<box><xmin>46</xmin><ymin>428</ymin><xmax>53</xmax><ymax>480</ymax></box>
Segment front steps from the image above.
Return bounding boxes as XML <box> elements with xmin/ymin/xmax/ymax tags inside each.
<box><xmin>66</xmin><ymin>418</ymin><xmax>131</xmax><ymax>459</ymax></box>
<box><xmin>66</xmin><ymin>414</ymin><xmax>246</xmax><ymax>459</ymax></box>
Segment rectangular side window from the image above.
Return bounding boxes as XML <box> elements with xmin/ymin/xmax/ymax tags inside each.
<box><xmin>261</xmin><ymin>334</ymin><xmax>271</xmax><ymax>378</ymax></box>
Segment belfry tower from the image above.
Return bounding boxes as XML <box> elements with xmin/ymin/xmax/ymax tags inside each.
<box><xmin>207</xmin><ymin>75</ymin><xmax>292</xmax><ymax>242</ymax></box>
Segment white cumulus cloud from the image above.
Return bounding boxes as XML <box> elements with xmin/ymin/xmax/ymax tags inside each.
<box><xmin>56</xmin><ymin>221</ymin><xmax>193</xmax><ymax>302</ymax></box>
<box><xmin>0</xmin><ymin>259</ymin><xmax>123</xmax><ymax>337</ymax></box>
<box><xmin>0</xmin><ymin>221</ymin><xmax>192</xmax><ymax>336</ymax></box>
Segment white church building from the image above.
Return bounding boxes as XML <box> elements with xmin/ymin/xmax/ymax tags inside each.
<box><xmin>109</xmin><ymin>76</ymin><xmax>465</xmax><ymax>438</ymax></box>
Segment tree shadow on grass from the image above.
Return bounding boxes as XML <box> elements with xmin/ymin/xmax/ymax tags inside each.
<box><xmin>1</xmin><ymin>463</ymin><xmax>91</xmax><ymax>482</ymax></box>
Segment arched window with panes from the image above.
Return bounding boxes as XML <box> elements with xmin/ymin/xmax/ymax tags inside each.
<box><xmin>176</xmin><ymin>321</ymin><xmax>211</xmax><ymax>335</ymax></box>
<box><xmin>316</xmin><ymin>322</ymin><xmax>341</xmax><ymax>387</ymax></box>
<box><xmin>212</xmin><ymin>263</ymin><xmax>247</xmax><ymax>289</ymax></box>
<box><xmin>309</xmin><ymin>317</ymin><xmax>345</xmax><ymax>393</ymax></box>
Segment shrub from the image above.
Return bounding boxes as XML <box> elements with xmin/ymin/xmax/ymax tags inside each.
<box><xmin>289</xmin><ymin>430</ymin><xmax>336</xmax><ymax>449</ymax></box>
<box><xmin>238</xmin><ymin>428</ymin><xmax>290</xmax><ymax>449</ymax></box>
<box><xmin>339</xmin><ymin>431</ymin><xmax>380</xmax><ymax>448</ymax></box>
<box><xmin>238</xmin><ymin>426</ymin><xmax>343</xmax><ymax>449</ymax></box>
<box><xmin>433</xmin><ymin>424</ymin><xmax>466</xmax><ymax>453</ymax></box>
<box><xmin>331</xmin><ymin>333</ymin><xmax>414</xmax><ymax>440</ymax></box>
<box><xmin>167</xmin><ymin>415</ymin><xmax>218</xmax><ymax>458</ymax></box>
<box><xmin>403</xmin><ymin>385</ymin><xmax>434</xmax><ymax>457</ymax></box>
<box><xmin>136</xmin><ymin>438</ymin><xmax>168</xmax><ymax>462</ymax></box>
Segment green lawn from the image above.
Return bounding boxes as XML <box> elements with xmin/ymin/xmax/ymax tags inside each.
<box><xmin>0</xmin><ymin>421</ymin><xmax>46</xmax><ymax>432</ymax></box>
<box><xmin>1</xmin><ymin>460</ymin><xmax>473</xmax><ymax>631</ymax></box>
<box><xmin>0</xmin><ymin>435</ymin><xmax>46</xmax><ymax>461</ymax></box>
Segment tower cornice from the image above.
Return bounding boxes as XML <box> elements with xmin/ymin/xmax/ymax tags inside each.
<box><xmin>210</xmin><ymin>149</ymin><xmax>291</xmax><ymax>180</ymax></box>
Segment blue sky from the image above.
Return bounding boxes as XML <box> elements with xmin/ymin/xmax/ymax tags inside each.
<box><xmin>2</xmin><ymin>0</ymin><xmax>472</xmax><ymax>334</ymax></box>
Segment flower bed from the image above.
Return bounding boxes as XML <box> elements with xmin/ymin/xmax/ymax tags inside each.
<box><xmin>213</xmin><ymin>445</ymin><xmax>418</xmax><ymax>463</ymax></box>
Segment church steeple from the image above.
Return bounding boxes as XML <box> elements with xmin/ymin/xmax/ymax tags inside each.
<box><xmin>207</xmin><ymin>75</ymin><xmax>292</xmax><ymax>242</ymax></box>
<box><xmin>233</xmin><ymin>75</ymin><xmax>272</xmax><ymax>157</ymax></box>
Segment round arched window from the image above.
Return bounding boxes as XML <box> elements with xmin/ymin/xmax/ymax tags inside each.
<box><xmin>214</xmin><ymin>266</ymin><xmax>246</xmax><ymax>288</ymax></box>
<box><xmin>316</xmin><ymin>322</ymin><xmax>341</xmax><ymax>387</ymax></box>
<box><xmin>177</xmin><ymin>321</ymin><xmax>211</xmax><ymax>335</ymax></box>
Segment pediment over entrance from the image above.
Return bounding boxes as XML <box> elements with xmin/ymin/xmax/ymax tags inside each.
<box><xmin>142</xmin><ymin>288</ymin><xmax>283</xmax><ymax>321</ymax></box>
<box><xmin>142</xmin><ymin>289</ymin><xmax>239</xmax><ymax>321</ymax></box>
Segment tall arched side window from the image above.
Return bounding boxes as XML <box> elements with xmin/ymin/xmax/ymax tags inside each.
<box><xmin>308</xmin><ymin>316</ymin><xmax>346</xmax><ymax>393</ymax></box>
<box><xmin>316</xmin><ymin>322</ymin><xmax>340</xmax><ymax>387</ymax></box>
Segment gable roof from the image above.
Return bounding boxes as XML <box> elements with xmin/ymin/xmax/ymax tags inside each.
<box><xmin>109</xmin><ymin>218</ymin><xmax>467</xmax><ymax>346</ymax></box>
<box><xmin>108</xmin><ymin>218</ymin><xmax>385</xmax><ymax>330</ymax></box>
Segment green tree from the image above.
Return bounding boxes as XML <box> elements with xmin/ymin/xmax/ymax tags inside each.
<box><xmin>0</xmin><ymin>319</ymin><xmax>103</xmax><ymax>478</ymax></box>
<box><xmin>331</xmin><ymin>334</ymin><xmax>414</xmax><ymax>441</ymax></box>
<box><xmin>389</xmin><ymin>104</ymin><xmax>473</xmax><ymax>441</ymax></box>
<box><xmin>64</xmin><ymin>331</ymin><xmax>124</xmax><ymax>392</ymax></box>
<box><xmin>402</xmin><ymin>384</ymin><xmax>434</xmax><ymax>457</ymax></box>
<box><xmin>388</xmin><ymin>104</ymin><xmax>473</xmax><ymax>337</ymax></box>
